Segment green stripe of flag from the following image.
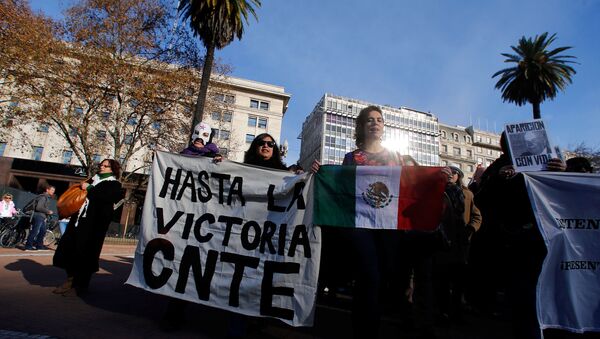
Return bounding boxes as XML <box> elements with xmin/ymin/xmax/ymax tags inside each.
<box><xmin>314</xmin><ymin>165</ymin><xmax>356</xmax><ymax>227</ymax></box>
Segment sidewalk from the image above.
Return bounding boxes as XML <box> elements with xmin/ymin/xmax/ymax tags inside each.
<box><xmin>0</xmin><ymin>244</ymin><xmax>514</xmax><ymax>338</ymax></box>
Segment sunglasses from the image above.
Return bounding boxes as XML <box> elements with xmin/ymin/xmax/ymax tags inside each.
<box><xmin>258</xmin><ymin>140</ymin><xmax>275</xmax><ymax>148</ymax></box>
<box><xmin>3</xmin><ymin>197</ymin><xmax>11</xmax><ymax>200</ymax></box>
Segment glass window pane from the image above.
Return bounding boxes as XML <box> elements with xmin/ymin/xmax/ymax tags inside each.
<box><xmin>223</xmin><ymin>112</ymin><xmax>232</xmax><ymax>122</ymax></box>
<box><xmin>250</xmin><ymin>100</ymin><xmax>259</xmax><ymax>109</ymax></box>
<box><xmin>245</xmin><ymin>134</ymin><xmax>255</xmax><ymax>143</ymax></box>
<box><xmin>248</xmin><ymin>116</ymin><xmax>257</xmax><ymax>127</ymax></box>
<box><xmin>258</xmin><ymin>118</ymin><xmax>267</xmax><ymax>129</ymax></box>
<box><xmin>62</xmin><ymin>150</ymin><xmax>73</xmax><ymax>164</ymax></box>
<box><xmin>260</xmin><ymin>102</ymin><xmax>269</xmax><ymax>111</ymax></box>
<box><xmin>32</xmin><ymin>146</ymin><xmax>43</xmax><ymax>161</ymax></box>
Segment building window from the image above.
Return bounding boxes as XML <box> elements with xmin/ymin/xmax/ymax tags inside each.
<box><xmin>0</xmin><ymin>142</ymin><xmax>6</xmax><ymax>156</ymax></box>
<box><xmin>467</xmin><ymin>165</ymin><xmax>474</xmax><ymax>172</ymax></box>
<box><xmin>32</xmin><ymin>146</ymin><xmax>43</xmax><ymax>161</ymax></box>
<box><xmin>477</xmin><ymin>157</ymin><xmax>483</xmax><ymax>164</ymax></box>
<box><xmin>73</xmin><ymin>107</ymin><xmax>83</xmax><ymax>116</ymax></box>
<box><xmin>223</xmin><ymin>111</ymin><xmax>232</xmax><ymax>122</ymax></box>
<box><xmin>258</xmin><ymin>117</ymin><xmax>267</xmax><ymax>129</ymax></box>
<box><xmin>219</xmin><ymin>130</ymin><xmax>230</xmax><ymax>140</ymax></box>
<box><xmin>124</xmin><ymin>133</ymin><xmax>133</xmax><ymax>145</ymax></box>
<box><xmin>97</xmin><ymin>130</ymin><xmax>107</xmax><ymax>141</ymax></box>
<box><xmin>8</xmin><ymin>97</ymin><xmax>19</xmax><ymax>108</ymax></box>
<box><xmin>215</xmin><ymin>93</ymin><xmax>235</xmax><ymax>104</ymax></box>
<box><xmin>152</xmin><ymin>121</ymin><xmax>161</xmax><ymax>130</ymax></box>
<box><xmin>92</xmin><ymin>154</ymin><xmax>102</xmax><ymax>163</ymax></box>
<box><xmin>453</xmin><ymin>147</ymin><xmax>461</xmax><ymax>156</ymax></box>
<box><xmin>486</xmin><ymin>149</ymin><xmax>492</xmax><ymax>155</ymax></box>
<box><xmin>127</xmin><ymin>116</ymin><xmax>137</xmax><ymax>125</ymax></box>
<box><xmin>245</xmin><ymin>134</ymin><xmax>255</xmax><ymax>143</ymax></box>
<box><xmin>248</xmin><ymin>116</ymin><xmax>257</xmax><ymax>127</ymax></box>
<box><xmin>441</xmin><ymin>130</ymin><xmax>447</xmax><ymax>139</ymax></box>
<box><xmin>38</xmin><ymin>123</ymin><xmax>49</xmax><ymax>133</ymax></box>
<box><xmin>467</xmin><ymin>150</ymin><xmax>472</xmax><ymax>158</ymax></box>
<box><xmin>475</xmin><ymin>135</ymin><xmax>481</xmax><ymax>142</ymax></box>
<box><xmin>442</xmin><ymin>145</ymin><xmax>448</xmax><ymax>153</ymax></box>
<box><xmin>250</xmin><ymin>99</ymin><xmax>269</xmax><ymax>111</ymax></box>
<box><xmin>486</xmin><ymin>137</ymin><xmax>491</xmax><ymax>144</ymax></box>
<box><xmin>211</xmin><ymin>111</ymin><xmax>221</xmax><ymax>121</ymax></box>
<box><xmin>476</xmin><ymin>146</ymin><xmax>482</xmax><ymax>153</ymax></box>
<box><xmin>62</xmin><ymin>150</ymin><xmax>73</xmax><ymax>164</ymax></box>
<box><xmin>453</xmin><ymin>133</ymin><xmax>459</xmax><ymax>142</ymax></box>
<box><xmin>69</xmin><ymin>127</ymin><xmax>78</xmax><ymax>137</ymax></box>
<box><xmin>102</xmin><ymin>111</ymin><xmax>111</xmax><ymax>121</ymax></box>
<box><xmin>465</xmin><ymin>135</ymin><xmax>472</xmax><ymax>143</ymax></box>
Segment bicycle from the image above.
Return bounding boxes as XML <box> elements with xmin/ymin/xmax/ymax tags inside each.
<box><xmin>0</xmin><ymin>215</ymin><xmax>20</xmax><ymax>233</ymax></box>
<box><xmin>0</xmin><ymin>211</ymin><xmax>30</xmax><ymax>248</ymax></box>
<box><xmin>43</xmin><ymin>215</ymin><xmax>61</xmax><ymax>247</ymax></box>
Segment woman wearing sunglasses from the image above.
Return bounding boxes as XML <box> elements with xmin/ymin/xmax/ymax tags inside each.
<box><xmin>222</xmin><ymin>133</ymin><xmax>289</xmax><ymax>337</ymax></box>
<box><xmin>53</xmin><ymin>159</ymin><xmax>122</xmax><ymax>296</ymax></box>
<box><xmin>243</xmin><ymin>133</ymin><xmax>287</xmax><ymax>170</ymax></box>
<box><xmin>0</xmin><ymin>193</ymin><xmax>17</xmax><ymax>218</ymax></box>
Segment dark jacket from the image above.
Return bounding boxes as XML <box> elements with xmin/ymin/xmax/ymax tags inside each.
<box><xmin>180</xmin><ymin>142</ymin><xmax>219</xmax><ymax>157</ymax></box>
<box><xmin>54</xmin><ymin>179</ymin><xmax>122</xmax><ymax>274</ymax></box>
<box><xmin>25</xmin><ymin>192</ymin><xmax>53</xmax><ymax>218</ymax></box>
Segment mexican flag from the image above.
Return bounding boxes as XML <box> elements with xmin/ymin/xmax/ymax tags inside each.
<box><xmin>314</xmin><ymin>165</ymin><xmax>447</xmax><ymax>231</ymax></box>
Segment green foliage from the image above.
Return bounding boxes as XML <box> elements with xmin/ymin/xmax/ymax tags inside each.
<box><xmin>492</xmin><ymin>32</ymin><xmax>577</xmax><ymax>119</ymax></box>
<box><xmin>178</xmin><ymin>0</ymin><xmax>261</xmax><ymax>50</ymax></box>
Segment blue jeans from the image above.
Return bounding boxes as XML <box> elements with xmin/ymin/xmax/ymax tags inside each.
<box><xmin>25</xmin><ymin>213</ymin><xmax>46</xmax><ymax>249</ymax></box>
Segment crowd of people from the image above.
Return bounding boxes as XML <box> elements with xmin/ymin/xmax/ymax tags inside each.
<box><xmin>2</xmin><ymin>106</ymin><xmax>596</xmax><ymax>338</ymax></box>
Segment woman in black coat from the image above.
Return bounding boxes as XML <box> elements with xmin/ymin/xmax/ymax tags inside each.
<box><xmin>53</xmin><ymin>159</ymin><xmax>122</xmax><ymax>295</ymax></box>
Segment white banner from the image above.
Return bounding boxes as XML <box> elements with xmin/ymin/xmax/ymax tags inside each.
<box><xmin>126</xmin><ymin>151</ymin><xmax>320</xmax><ymax>327</ymax></box>
<box><xmin>523</xmin><ymin>172</ymin><xmax>600</xmax><ymax>333</ymax></box>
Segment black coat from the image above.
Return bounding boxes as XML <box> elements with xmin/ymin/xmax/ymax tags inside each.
<box><xmin>53</xmin><ymin>179</ymin><xmax>122</xmax><ymax>274</ymax></box>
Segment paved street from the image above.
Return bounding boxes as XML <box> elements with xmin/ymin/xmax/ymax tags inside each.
<box><xmin>0</xmin><ymin>243</ymin><xmax>516</xmax><ymax>339</ymax></box>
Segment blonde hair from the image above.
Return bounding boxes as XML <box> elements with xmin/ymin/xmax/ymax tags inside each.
<box><xmin>2</xmin><ymin>193</ymin><xmax>13</xmax><ymax>199</ymax></box>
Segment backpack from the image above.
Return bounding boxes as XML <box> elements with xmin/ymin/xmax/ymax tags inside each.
<box><xmin>22</xmin><ymin>196</ymin><xmax>40</xmax><ymax>213</ymax></box>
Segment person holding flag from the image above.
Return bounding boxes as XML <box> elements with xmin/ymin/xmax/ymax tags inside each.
<box><xmin>312</xmin><ymin>105</ymin><xmax>447</xmax><ymax>338</ymax></box>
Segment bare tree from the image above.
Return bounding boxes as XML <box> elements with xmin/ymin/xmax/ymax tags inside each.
<box><xmin>0</xmin><ymin>0</ymin><xmax>232</xmax><ymax>180</ymax></box>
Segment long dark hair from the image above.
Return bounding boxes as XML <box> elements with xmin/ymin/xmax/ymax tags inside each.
<box><xmin>99</xmin><ymin>158</ymin><xmax>121</xmax><ymax>179</ymax></box>
<box><xmin>243</xmin><ymin>133</ymin><xmax>286</xmax><ymax>170</ymax></box>
<box><xmin>354</xmin><ymin>105</ymin><xmax>383</xmax><ymax>147</ymax></box>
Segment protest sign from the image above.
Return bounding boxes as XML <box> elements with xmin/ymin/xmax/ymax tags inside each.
<box><xmin>505</xmin><ymin>119</ymin><xmax>559</xmax><ymax>172</ymax></box>
<box><xmin>126</xmin><ymin>151</ymin><xmax>320</xmax><ymax>327</ymax></box>
<box><xmin>523</xmin><ymin>172</ymin><xmax>600</xmax><ymax>333</ymax></box>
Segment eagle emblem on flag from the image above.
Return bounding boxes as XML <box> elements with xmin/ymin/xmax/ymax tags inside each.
<box><xmin>362</xmin><ymin>181</ymin><xmax>393</xmax><ymax>208</ymax></box>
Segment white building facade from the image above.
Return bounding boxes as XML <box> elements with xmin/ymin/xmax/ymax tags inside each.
<box><xmin>0</xmin><ymin>75</ymin><xmax>290</xmax><ymax>169</ymax></box>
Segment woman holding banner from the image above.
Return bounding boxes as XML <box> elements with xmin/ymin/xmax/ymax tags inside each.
<box><xmin>474</xmin><ymin>133</ymin><xmax>565</xmax><ymax>339</ymax></box>
<box><xmin>224</xmin><ymin>133</ymin><xmax>293</xmax><ymax>338</ymax></box>
<box><xmin>53</xmin><ymin>159</ymin><xmax>122</xmax><ymax>296</ymax></box>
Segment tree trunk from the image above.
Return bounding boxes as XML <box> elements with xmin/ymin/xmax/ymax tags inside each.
<box><xmin>532</xmin><ymin>101</ymin><xmax>541</xmax><ymax>120</ymax></box>
<box><xmin>191</xmin><ymin>40</ymin><xmax>216</xmax><ymax>136</ymax></box>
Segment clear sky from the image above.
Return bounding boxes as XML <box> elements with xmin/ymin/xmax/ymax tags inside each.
<box><xmin>30</xmin><ymin>0</ymin><xmax>600</xmax><ymax>164</ymax></box>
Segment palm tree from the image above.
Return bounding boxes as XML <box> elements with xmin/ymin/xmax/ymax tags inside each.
<box><xmin>492</xmin><ymin>32</ymin><xmax>577</xmax><ymax>119</ymax></box>
<box><xmin>178</xmin><ymin>0</ymin><xmax>261</xmax><ymax>133</ymax></box>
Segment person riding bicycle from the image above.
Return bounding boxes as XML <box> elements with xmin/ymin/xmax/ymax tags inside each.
<box><xmin>23</xmin><ymin>185</ymin><xmax>55</xmax><ymax>251</ymax></box>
